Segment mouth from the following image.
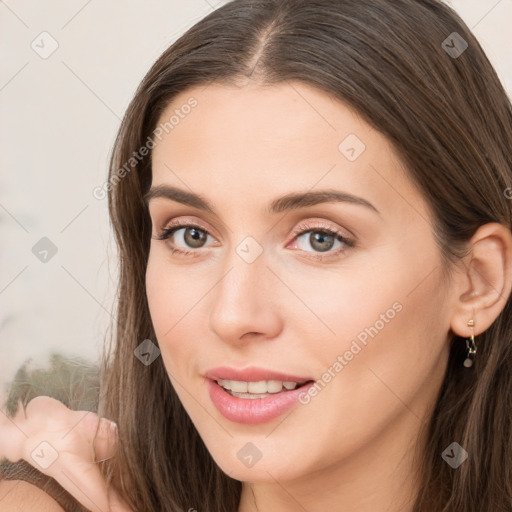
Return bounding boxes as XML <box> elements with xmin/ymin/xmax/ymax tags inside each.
<box><xmin>205</xmin><ymin>368</ymin><xmax>316</xmax><ymax>424</ymax></box>
<box><xmin>204</xmin><ymin>366</ymin><xmax>315</xmax><ymax>425</ymax></box>
<box><xmin>215</xmin><ymin>378</ymin><xmax>313</xmax><ymax>399</ymax></box>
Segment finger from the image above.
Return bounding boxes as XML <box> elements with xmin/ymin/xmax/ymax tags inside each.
<box><xmin>43</xmin><ymin>412</ymin><xmax>116</xmax><ymax>512</ymax></box>
<box><xmin>2</xmin><ymin>397</ymin><xmax>75</xmax><ymax>463</ymax></box>
<box><xmin>30</xmin><ymin>413</ymin><xmax>112</xmax><ymax>512</ymax></box>
<box><xmin>12</xmin><ymin>398</ymin><xmax>114</xmax><ymax>512</ymax></box>
<box><xmin>53</xmin><ymin>458</ymin><xmax>111</xmax><ymax>512</ymax></box>
<box><xmin>76</xmin><ymin>411</ymin><xmax>118</xmax><ymax>461</ymax></box>
<box><xmin>1</xmin><ymin>396</ymin><xmax>118</xmax><ymax>512</ymax></box>
<box><xmin>24</xmin><ymin>395</ymin><xmax>71</xmax><ymax>421</ymax></box>
<box><xmin>93</xmin><ymin>417</ymin><xmax>118</xmax><ymax>462</ymax></box>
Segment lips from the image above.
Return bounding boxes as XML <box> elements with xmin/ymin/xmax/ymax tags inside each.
<box><xmin>204</xmin><ymin>366</ymin><xmax>315</xmax><ymax>424</ymax></box>
<box><xmin>204</xmin><ymin>366</ymin><xmax>314</xmax><ymax>383</ymax></box>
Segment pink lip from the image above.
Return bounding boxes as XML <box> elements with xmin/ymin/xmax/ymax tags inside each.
<box><xmin>204</xmin><ymin>366</ymin><xmax>315</xmax><ymax>425</ymax></box>
<box><xmin>204</xmin><ymin>366</ymin><xmax>313</xmax><ymax>383</ymax></box>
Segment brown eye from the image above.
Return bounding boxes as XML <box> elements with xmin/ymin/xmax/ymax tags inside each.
<box><xmin>308</xmin><ymin>232</ymin><xmax>336</xmax><ymax>252</ymax></box>
<box><xmin>294</xmin><ymin>228</ymin><xmax>350</xmax><ymax>254</ymax></box>
<box><xmin>156</xmin><ymin>224</ymin><xmax>215</xmax><ymax>252</ymax></box>
<box><xmin>182</xmin><ymin>227</ymin><xmax>208</xmax><ymax>248</ymax></box>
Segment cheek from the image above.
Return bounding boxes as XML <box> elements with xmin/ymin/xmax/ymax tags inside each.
<box><xmin>143</xmin><ymin>239</ymin><xmax>451</xmax><ymax>481</ymax></box>
<box><xmin>288</xmin><ymin>242</ymin><xmax>449</xmax><ymax>417</ymax></box>
<box><xmin>304</xmin><ymin>262</ymin><xmax>449</xmax><ymax>433</ymax></box>
<box><xmin>145</xmin><ymin>237</ymin><xmax>447</xmax><ymax>385</ymax></box>
<box><xmin>145</xmin><ymin>250</ymin><xmax>214</xmax><ymax>377</ymax></box>
<box><xmin>145</xmin><ymin>248</ymin><xmax>207</xmax><ymax>332</ymax></box>
<box><xmin>271</xmin><ymin>270</ymin><xmax>449</xmax><ymax>476</ymax></box>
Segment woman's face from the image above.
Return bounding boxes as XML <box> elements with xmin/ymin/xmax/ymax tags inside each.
<box><xmin>145</xmin><ymin>81</ymin><xmax>454</xmax><ymax>486</ymax></box>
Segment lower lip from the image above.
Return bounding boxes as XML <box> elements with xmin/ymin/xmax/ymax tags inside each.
<box><xmin>207</xmin><ymin>379</ymin><xmax>314</xmax><ymax>425</ymax></box>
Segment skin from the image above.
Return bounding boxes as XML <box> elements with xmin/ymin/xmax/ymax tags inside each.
<box><xmin>145</xmin><ymin>79</ymin><xmax>512</xmax><ymax>512</ymax></box>
<box><xmin>0</xmin><ymin>396</ymin><xmax>129</xmax><ymax>512</ymax></box>
<box><xmin>1</xmin><ymin>80</ymin><xmax>511</xmax><ymax>512</ymax></box>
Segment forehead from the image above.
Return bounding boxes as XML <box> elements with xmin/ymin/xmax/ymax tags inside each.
<box><xmin>149</xmin><ymin>81</ymin><xmax>426</xmax><ymax>221</ymax></box>
<box><xmin>153</xmin><ymin>81</ymin><xmax>371</xmax><ymax>166</ymax></box>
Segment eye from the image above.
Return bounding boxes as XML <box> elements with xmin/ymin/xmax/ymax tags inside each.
<box><xmin>154</xmin><ymin>218</ymin><xmax>355</xmax><ymax>260</ymax></box>
<box><xmin>289</xmin><ymin>221</ymin><xmax>355</xmax><ymax>258</ymax></box>
<box><xmin>154</xmin><ymin>220</ymin><xmax>216</xmax><ymax>255</ymax></box>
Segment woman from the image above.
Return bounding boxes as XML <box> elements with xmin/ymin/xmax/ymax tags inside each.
<box><xmin>1</xmin><ymin>0</ymin><xmax>512</xmax><ymax>510</ymax></box>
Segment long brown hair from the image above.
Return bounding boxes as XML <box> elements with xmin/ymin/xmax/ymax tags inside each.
<box><xmin>100</xmin><ymin>1</ymin><xmax>512</xmax><ymax>510</ymax></box>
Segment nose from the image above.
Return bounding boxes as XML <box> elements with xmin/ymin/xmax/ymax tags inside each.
<box><xmin>208</xmin><ymin>245</ymin><xmax>283</xmax><ymax>345</ymax></box>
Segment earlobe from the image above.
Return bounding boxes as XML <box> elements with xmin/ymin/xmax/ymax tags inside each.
<box><xmin>450</xmin><ymin>222</ymin><xmax>512</xmax><ymax>339</ymax></box>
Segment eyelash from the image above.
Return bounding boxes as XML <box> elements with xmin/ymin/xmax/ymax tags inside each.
<box><xmin>154</xmin><ymin>219</ymin><xmax>355</xmax><ymax>260</ymax></box>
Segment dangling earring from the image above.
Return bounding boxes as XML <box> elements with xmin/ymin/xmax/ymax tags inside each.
<box><xmin>463</xmin><ymin>318</ymin><xmax>477</xmax><ymax>368</ymax></box>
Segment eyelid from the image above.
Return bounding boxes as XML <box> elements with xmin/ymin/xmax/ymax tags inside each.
<box><xmin>155</xmin><ymin>217</ymin><xmax>217</xmax><ymax>238</ymax></box>
<box><xmin>290</xmin><ymin>219</ymin><xmax>354</xmax><ymax>244</ymax></box>
<box><xmin>286</xmin><ymin>220</ymin><xmax>355</xmax><ymax>259</ymax></box>
<box><xmin>154</xmin><ymin>218</ymin><xmax>218</xmax><ymax>245</ymax></box>
<box><xmin>154</xmin><ymin>217</ymin><xmax>355</xmax><ymax>258</ymax></box>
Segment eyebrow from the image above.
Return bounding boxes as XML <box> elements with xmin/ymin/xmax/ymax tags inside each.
<box><xmin>144</xmin><ymin>184</ymin><xmax>380</xmax><ymax>215</ymax></box>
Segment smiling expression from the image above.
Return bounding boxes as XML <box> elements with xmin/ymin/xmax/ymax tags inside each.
<box><xmin>145</xmin><ymin>80</ymin><xmax>453</xmax><ymax>486</ymax></box>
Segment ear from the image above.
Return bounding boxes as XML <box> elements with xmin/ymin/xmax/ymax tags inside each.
<box><xmin>450</xmin><ymin>222</ymin><xmax>512</xmax><ymax>338</ymax></box>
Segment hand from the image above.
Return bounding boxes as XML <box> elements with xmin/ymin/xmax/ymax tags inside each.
<box><xmin>0</xmin><ymin>396</ymin><xmax>132</xmax><ymax>512</ymax></box>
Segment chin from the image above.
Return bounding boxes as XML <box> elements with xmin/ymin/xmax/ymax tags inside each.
<box><xmin>201</xmin><ymin>435</ymin><xmax>312</xmax><ymax>483</ymax></box>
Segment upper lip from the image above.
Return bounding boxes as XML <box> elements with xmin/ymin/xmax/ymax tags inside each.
<box><xmin>205</xmin><ymin>366</ymin><xmax>314</xmax><ymax>383</ymax></box>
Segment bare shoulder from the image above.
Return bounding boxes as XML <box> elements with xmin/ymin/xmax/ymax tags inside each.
<box><xmin>0</xmin><ymin>479</ymin><xmax>65</xmax><ymax>511</ymax></box>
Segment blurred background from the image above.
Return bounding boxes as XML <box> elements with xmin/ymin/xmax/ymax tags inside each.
<box><xmin>1</xmin><ymin>0</ymin><xmax>511</xmax><ymax>401</ymax></box>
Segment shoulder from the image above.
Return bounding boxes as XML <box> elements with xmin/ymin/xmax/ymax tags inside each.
<box><xmin>0</xmin><ymin>478</ymin><xmax>65</xmax><ymax>511</ymax></box>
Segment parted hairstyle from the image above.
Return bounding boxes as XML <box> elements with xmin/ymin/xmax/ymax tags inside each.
<box><xmin>97</xmin><ymin>1</ymin><xmax>512</xmax><ymax>510</ymax></box>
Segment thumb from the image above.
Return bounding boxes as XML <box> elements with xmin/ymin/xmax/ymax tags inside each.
<box><xmin>92</xmin><ymin>416</ymin><xmax>118</xmax><ymax>463</ymax></box>
<box><xmin>0</xmin><ymin>397</ymin><xmax>122</xmax><ymax>512</ymax></box>
<box><xmin>43</xmin><ymin>412</ymin><xmax>119</xmax><ymax>512</ymax></box>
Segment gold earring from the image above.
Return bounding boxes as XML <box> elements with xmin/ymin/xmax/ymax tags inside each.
<box><xmin>463</xmin><ymin>318</ymin><xmax>477</xmax><ymax>368</ymax></box>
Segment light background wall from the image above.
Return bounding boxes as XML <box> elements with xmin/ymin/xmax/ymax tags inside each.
<box><xmin>1</xmin><ymin>0</ymin><xmax>511</xmax><ymax>396</ymax></box>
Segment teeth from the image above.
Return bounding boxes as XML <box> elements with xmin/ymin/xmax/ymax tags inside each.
<box><xmin>267</xmin><ymin>380</ymin><xmax>283</xmax><ymax>393</ymax></box>
<box><xmin>217</xmin><ymin>379</ymin><xmax>302</xmax><ymax>394</ymax></box>
<box><xmin>230</xmin><ymin>381</ymin><xmax>247</xmax><ymax>393</ymax></box>
<box><xmin>248</xmin><ymin>381</ymin><xmax>267</xmax><ymax>394</ymax></box>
